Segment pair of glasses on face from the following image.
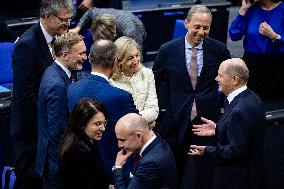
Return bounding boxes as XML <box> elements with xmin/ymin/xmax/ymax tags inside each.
<box><xmin>93</xmin><ymin>120</ymin><xmax>108</xmax><ymax>128</ymax></box>
<box><xmin>50</xmin><ymin>13</ymin><xmax>73</xmax><ymax>23</ymax></box>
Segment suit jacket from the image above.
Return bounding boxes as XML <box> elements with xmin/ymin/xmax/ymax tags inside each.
<box><xmin>60</xmin><ymin>131</ymin><xmax>109</xmax><ymax>189</ymax></box>
<box><xmin>152</xmin><ymin>37</ymin><xmax>231</xmax><ymax>148</ymax></box>
<box><xmin>113</xmin><ymin>136</ymin><xmax>177</xmax><ymax>189</ymax></box>
<box><xmin>67</xmin><ymin>74</ymin><xmax>138</xmax><ymax>177</ymax></box>
<box><xmin>35</xmin><ymin>63</ymin><xmax>71</xmax><ymax>177</ymax></box>
<box><xmin>205</xmin><ymin>89</ymin><xmax>266</xmax><ymax>189</ymax></box>
<box><xmin>10</xmin><ymin>22</ymin><xmax>53</xmax><ymax>160</ymax></box>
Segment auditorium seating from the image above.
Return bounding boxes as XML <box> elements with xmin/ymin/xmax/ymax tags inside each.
<box><xmin>0</xmin><ymin>42</ymin><xmax>15</xmax><ymax>89</ymax></box>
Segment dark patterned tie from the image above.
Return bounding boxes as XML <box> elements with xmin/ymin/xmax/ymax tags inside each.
<box><xmin>224</xmin><ymin>99</ymin><xmax>229</xmax><ymax>111</ymax></box>
<box><xmin>189</xmin><ymin>47</ymin><xmax>198</xmax><ymax>120</ymax></box>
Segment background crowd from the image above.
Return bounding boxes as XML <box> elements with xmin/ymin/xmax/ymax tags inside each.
<box><xmin>0</xmin><ymin>0</ymin><xmax>283</xmax><ymax>188</ymax></box>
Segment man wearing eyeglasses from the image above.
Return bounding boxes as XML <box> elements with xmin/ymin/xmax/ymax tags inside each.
<box><xmin>10</xmin><ymin>0</ymin><xmax>73</xmax><ymax>188</ymax></box>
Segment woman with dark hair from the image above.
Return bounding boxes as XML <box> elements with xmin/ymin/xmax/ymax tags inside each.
<box><xmin>59</xmin><ymin>98</ymin><xmax>110</xmax><ymax>189</ymax></box>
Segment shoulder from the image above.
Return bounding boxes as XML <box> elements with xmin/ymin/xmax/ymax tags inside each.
<box><xmin>160</xmin><ymin>37</ymin><xmax>184</xmax><ymax>50</ymax></box>
<box><xmin>140</xmin><ymin>67</ymin><xmax>154</xmax><ymax>77</ymax></box>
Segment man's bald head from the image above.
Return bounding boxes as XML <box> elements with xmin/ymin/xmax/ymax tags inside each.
<box><xmin>116</xmin><ymin>113</ymin><xmax>148</xmax><ymax>135</ymax></box>
<box><xmin>115</xmin><ymin>113</ymin><xmax>152</xmax><ymax>153</ymax></box>
<box><xmin>221</xmin><ymin>58</ymin><xmax>249</xmax><ymax>84</ymax></box>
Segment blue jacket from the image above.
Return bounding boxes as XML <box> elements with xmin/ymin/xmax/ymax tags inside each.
<box><xmin>113</xmin><ymin>135</ymin><xmax>177</xmax><ymax>189</ymax></box>
<box><xmin>67</xmin><ymin>74</ymin><xmax>138</xmax><ymax>177</ymax></box>
<box><xmin>35</xmin><ymin>62</ymin><xmax>71</xmax><ymax>177</ymax></box>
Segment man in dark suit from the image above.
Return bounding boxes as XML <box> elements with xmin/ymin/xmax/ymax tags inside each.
<box><xmin>67</xmin><ymin>39</ymin><xmax>138</xmax><ymax>178</ymax></box>
<box><xmin>152</xmin><ymin>5</ymin><xmax>231</xmax><ymax>188</ymax></box>
<box><xmin>10</xmin><ymin>1</ymin><xmax>73</xmax><ymax>188</ymax></box>
<box><xmin>35</xmin><ymin>32</ymin><xmax>87</xmax><ymax>188</ymax></box>
<box><xmin>113</xmin><ymin>113</ymin><xmax>177</xmax><ymax>189</ymax></box>
<box><xmin>189</xmin><ymin>58</ymin><xmax>265</xmax><ymax>189</ymax></box>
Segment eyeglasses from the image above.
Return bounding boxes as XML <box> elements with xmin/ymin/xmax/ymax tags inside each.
<box><xmin>93</xmin><ymin>120</ymin><xmax>108</xmax><ymax>128</ymax></box>
<box><xmin>51</xmin><ymin>13</ymin><xmax>73</xmax><ymax>23</ymax></box>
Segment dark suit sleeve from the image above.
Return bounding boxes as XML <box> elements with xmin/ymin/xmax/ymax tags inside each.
<box><xmin>204</xmin><ymin>111</ymin><xmax>250</xmax><ymax>159</ymax></box>
<box><xmin>124</xmin><ymin>93</ymin><xmax>139</xmax><ymax>114</ymax></box>
<box><xmin>114</xmin><ymin>162</ymin><xmax>160</xmax><ymax>189</ymax></box>
<box><xmin>12</xmin><ymin>41</ymin><xmax>39</xmax><ymax>135</ymax></box>
<box><xmin>152</xmin><ymin>45</ymin><xmax>167</xmax><ymax>91</ymax></box>
<box><xmin>45</xmin><ymin>85</ymin><xmax>69</xmax><ymax>138</ymax></box>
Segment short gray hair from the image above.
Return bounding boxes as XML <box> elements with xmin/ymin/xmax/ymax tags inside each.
<box><xmin>89</xmin><ymin>39</ymin><xmax>117</xmax><ymax>68</ymax></box>
<box><xmin>187</xmin><ymin>5</ymin><xmax>211</xmax><ymax>21</ymax></box>
<box><xmin>40</xmin><ymin>0</ymin><xmax>73</xmax><ymax>17</ymax></box>
<box><xmin>226</xmin><ymin>62</ymin><xmax>249</xmax><ymax>83</ymax></box>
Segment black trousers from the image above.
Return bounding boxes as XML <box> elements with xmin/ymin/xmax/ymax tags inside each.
<box><xmin>12</xmin><ymin>139</ymin><xmax>42</xmax><ymax>189</ymax></box>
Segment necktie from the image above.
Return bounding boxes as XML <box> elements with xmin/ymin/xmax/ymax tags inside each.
<box><xmin>132</xmin><ymin>154</ymin><xmax>142</xmax><ymax>170</ymax></box>
<box><xmin>49</xmin><ymin>38</ymin><xmax>56</xmax><ymax>59</ymax></box>
<box><xmin>189</xmin><ymin>47</ymin><xmax>198</xmax><ymax>120</ymax></box>
<box><xmin>224</xmin><ymin>99</ymin><xmax>229</xmax><ymax>111</ymax></box>
<box><xmin>189</xmin><ymin>47</ymin><xmax>198</xmax><ymax>90</ymax></box>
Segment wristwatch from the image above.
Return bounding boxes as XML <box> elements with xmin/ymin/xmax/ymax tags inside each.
<box><xmin>272</xmin><ymin>34</ymin><xmax>281</xmax><ymax>42</ymax></box>
<box><xmin>112</xmin><ymin>165</ymin><xmax>122</xmax><ymax>171</ymax></box>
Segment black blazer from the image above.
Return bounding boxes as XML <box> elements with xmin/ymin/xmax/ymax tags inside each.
<box><xmin>205</xmin><ymin>89</ymin><xmax>266</xmax><ymax>189</ymax></box>
<box><xmin>60</xmin><ymin>132</ymin><xmax>110</xmax><ymax>189</ymax></box>
<box><xmin>113</xmin><ymin>136</ymin><xmax>177</xmax><ymax>189</ymax></box>
<box><xmin>10</xmin><ymin>22</ymin><xmax>53</xmax><ymax>159</ymax></box>
<box><xmin>152</xmin><ymin>37</ymin><xmax>231</xmax><ymax>148</ymax></box>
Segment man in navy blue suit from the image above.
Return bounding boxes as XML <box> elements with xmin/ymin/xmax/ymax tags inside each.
<box><xmin>35</xmin><ymin>32</ymin><xmax>87</xmax><ymax>188</ymax></box>
<box><xmin>113</xmin><ymin>113</ymin><xmax>177</xmax><ymax>189</ymax></box>
<box><xmin>67</xmin><ymin>39</ymin><xmax>138</xmax><ymax>178</ymax></box>
<box><xmin>10</xmin><ymin>1</ymin><xmax>73</xmax><ymax>188</ymax></box>
<box><xmin>189</xmin><ymin>58</ymin><xmax>265</xmax><ymax>189</ymax></box>
<box><xmin>153</xmin><ymin>5</ymin><xmax>231</xmax><ymax>188</ymax></box>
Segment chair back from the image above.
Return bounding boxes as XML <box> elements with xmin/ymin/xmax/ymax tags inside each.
<box><xmin>172</xmin><ymin>19</ymin><xmax>187</xmax><ymax>39</ymax></box>
<box><xmin>0</xmin><ymin>42</ymin><xmax>15</xmax><ymax>88</ymax></box>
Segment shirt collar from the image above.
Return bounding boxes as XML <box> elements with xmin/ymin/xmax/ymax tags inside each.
<box><xmin>55</xmin><ymin>60</ymin><xmax>71</xmax><ymax>78</ymax></box>
<box><xmin>91</xmin><ymin>71</ymin><xmax>109</xmax><ymax>81</ymax></box>
<box><xmin>227</xmin><ymin>85</ymin><xmax>247</xmax><ymax>104</ymax></box>
<box><xmin>184</xmin><ymin>35</ymin><xmax>203</xmax><ymax>50</ymax></box>
<box><xmin>139</xmin><ymin>133</ymin><xmax>156</xmax><ymax>156</ymax></box>
<box><xmin>40</xmin><ymin>21</ymin><xmax>54</xmax><ymax>44</ymax></box>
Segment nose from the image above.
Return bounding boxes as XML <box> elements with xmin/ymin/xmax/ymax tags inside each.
<box><xmin>99</xmin><ymin>125</ymin><xmax>105</xmax><ymax>132</ymax></box>
<box><xmin>82</xmin><ymin>53</ymin><xmax>87</xmax><ymax>61</ymax></box>
<box><xmin>118</xmin><ymin>141</ymin><xmax>123</xmax><ymax>148</ymax></box>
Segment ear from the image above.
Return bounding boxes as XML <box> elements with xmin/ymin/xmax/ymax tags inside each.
<box><xmin>232</xmin><ymin>75</ymin><xmax>240</xmax><ymax>86</ymax></box>
<box><xmin>184</xmin><ymin>19</ymin><xmax>189</xmax><ymax>30</ymax></box>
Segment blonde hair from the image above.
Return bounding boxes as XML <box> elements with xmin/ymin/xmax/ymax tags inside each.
<box><xmin>112</xmin><ymin>36</ymin><xmax>143</xmax><ymax>80</ymax></box>
<box><xmin>91</xmin><ymin>14</ymin><xmax>116</xmax><ymax>41</ymax></box>
<box><xmin>53</xmin><ymin>32</ymin><xmax>84</xmax><ymax>57</ymax></box>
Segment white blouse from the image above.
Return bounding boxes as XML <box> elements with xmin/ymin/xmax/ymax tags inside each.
<box><xmin>110</xmin><ymin>67</ymin><xmax>159</xmax><ymax>124</ymax></box>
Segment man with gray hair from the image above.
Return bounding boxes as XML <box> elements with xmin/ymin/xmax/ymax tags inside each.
<box><xmin>35</xmin><ymin>32</ymin><xmax>86</xmax><ymax>188</ymax></box>
<box><xmin>113</xmin><ymin>113</ymin><xmax>177</xmax><ymax>189</ymax></box>
<box><xmin>67</xmin><ymin>39</ymin><xmax>138</xmax><ymax>179</ymax></box>
<box><xmin>10</xmin><ymin>0</ymin><xmax>73</xmax><ymax>188</ymax></box>
<box><xmin>189</xmin><ymin>58</ymin><xmax>265</xmax><ymax>189</ymax></box>
<box><xmin>153</xmin><ymin>4</ymin><xmax>231</xmax><ymax>188</ymax></box>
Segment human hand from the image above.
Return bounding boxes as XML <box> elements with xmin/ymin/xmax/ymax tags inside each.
<box><xmin>192</xmin><ymin>117</ymin><xmax>216</xmax><ymax>136</ymax></box>
<box><xmin>69</xmin><ymin>26</ymin><xmax>81</xmax><ymax>33</ymax></box>
<box><xmin>259</xmin><ymin>22</ymin><xmax>278</xmax><ymax>40</ymax></box>
<box><xmin>188</xmin><ymin>145</ymin><xmax>205</xmax><ymax>156</ymax></box>
<box><xmin>109</xmin><ymin>184</ymin><xmax>115</xmax><ymax>189</ymax></box>
<box><xmin>115</xmin><ymin>149</ymin><xmax>133</xmax><ymax>167</ymax></box>
<box><xmin>78</xmin><ymin>0</ymin><xmax>94</xmax><ymax>11</ymax></box>
<box><xmin>239</xmin><ymin>0</ymin><xmax>252</xmax><ymax>15</ymax></box>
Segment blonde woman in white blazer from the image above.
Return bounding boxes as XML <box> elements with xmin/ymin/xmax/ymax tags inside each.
<box><xmin>110</xmin><ymin>36</ymin><xmax>158</xmax><ymax>128</ymax></box>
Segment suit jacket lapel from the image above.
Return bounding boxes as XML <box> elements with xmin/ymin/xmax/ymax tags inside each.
<box><xmin>53</xmin><ymin>63</ymin><xmax>71</xmax><ymax>85</ymax></box>
<box><xmin>141</xmin><ymin>136</ymin><xmax>159</xmax><ymax>157</ymax></box>
<box><xmin>34</xmin><ymin>23</ymin><xmax>53</xmax><ymax>65</ymax></box>
<box><xmin>176</xmin><ymin>38</ymin><xmax>193</xmax><ymax>87</ymax></box>
<box><xmin>198</xmin><ymin>38</ymin><xmax>210</xmax><ymax>86</ymax></box>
